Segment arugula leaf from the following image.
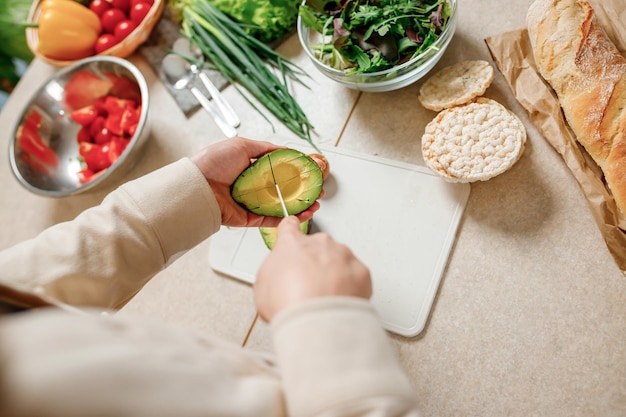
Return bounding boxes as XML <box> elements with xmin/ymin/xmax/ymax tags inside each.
<box><xmin>350</xmin><ymin>5</ymin><xmax>382</xmax><ymax>27</ymax></box>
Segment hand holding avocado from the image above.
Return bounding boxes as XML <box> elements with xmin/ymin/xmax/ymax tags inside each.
<box><xmin>191</xmin><ymin>137</ymin><xmax>323</xmax><ymax>228</ymax></box>
<box><xmin>254</xmin><ymin>216</ymin><xmax>372</xmax><ymax>322</ymax></box>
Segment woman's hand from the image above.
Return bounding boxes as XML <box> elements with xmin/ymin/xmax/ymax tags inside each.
<box><xmin>191</xmin><ymin>137</ymin><xmax>320</xmax><ymax>227</ymax></box>
<box><xmin>254</xmin><ymin>216</ymin><xmax>372</xmax><ymax>322</ymax></box>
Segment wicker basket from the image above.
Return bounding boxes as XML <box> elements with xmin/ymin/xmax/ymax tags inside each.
<box><xmin>26</xmin><ymin>0</ymin><xmax>165</xmax><ymax>67</ymax></box>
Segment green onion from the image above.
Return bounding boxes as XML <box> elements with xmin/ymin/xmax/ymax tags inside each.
<box><xmin>169</xmin><ymin>0</ymin><xmax>317</xmax><ymax>150</ymax></box>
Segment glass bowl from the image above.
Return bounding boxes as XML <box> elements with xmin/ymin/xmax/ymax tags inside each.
<box><xmin>297</xmin><ymin>0</ymin><xmax>457</xmax><ymax>92</ymax></box>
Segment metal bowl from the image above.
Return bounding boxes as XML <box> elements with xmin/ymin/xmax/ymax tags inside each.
<box><xmin>9</xmin><ymin>56</ymin><xmax>150</xmax><ymax>197</ymax></box>
<box><xmin>297</xmin><ymin>0</ymin><xmax>457</xmax><ymax>92</ymax></box>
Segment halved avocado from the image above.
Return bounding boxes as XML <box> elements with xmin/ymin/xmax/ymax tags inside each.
<box><xmin>260</xmin><ymin>220</ymin><xmax>310</xmax><ymax>250</ymax></box>
<box><xmin>231</xmin><ymin>148</ymin><xmax>323</xmax><ymax>217</ymax></box>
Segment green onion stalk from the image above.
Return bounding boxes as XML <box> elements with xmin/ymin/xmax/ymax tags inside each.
<box><xmin>169</xmin><ymin>0</ymin><xmax>318</xmax><ymax>150</ymax></box>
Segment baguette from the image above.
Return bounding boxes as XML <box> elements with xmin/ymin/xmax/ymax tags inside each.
<box><xmin>526</xmin><ymin>0</ymin><xmax>626</xmax><ymax>215</ymax></box>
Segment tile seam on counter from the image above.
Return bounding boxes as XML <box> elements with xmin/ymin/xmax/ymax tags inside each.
<box><xmin>334</xmin><ymin>91</ymin><xmax>363</xmax><ymax>147</ymax></box>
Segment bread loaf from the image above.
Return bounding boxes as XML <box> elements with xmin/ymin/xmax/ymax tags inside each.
<box><xmin>527</xmin><ymin>0</ymin><xmax>626</xmax><ymax>215</ymax></box>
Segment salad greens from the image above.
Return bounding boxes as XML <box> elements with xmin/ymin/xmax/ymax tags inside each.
<box><xmin>299</xmin><ymin>0</ymin><xmax>452</xmax><ymax>74</ymax></box>
<box><xmin>209</xmin><ymin>0</ymin><xmax>301</xmax><ymax>43</ymax></box>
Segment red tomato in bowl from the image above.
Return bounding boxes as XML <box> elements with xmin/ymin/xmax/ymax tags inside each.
<box><xmin>110</xmin><ymin>0</ymin><xmax>131</xmax><ymax>13</ymax></box>
<box><xmin>89</xmin><ymin>0</ymin><xmax>111</xmax><ymax>17</ymax></box>
<box><xmin>101</xmin><ymin>8</ymin><xmax>127</xmax><ymax>34</ymax></box>
<box><xmin>114</xmin><ymin>20</ymin><xmax>137</xmax><ymax>41</ymax></box>
<box><xmin>130</xmin><ymin>2</ymin><xmax>151</xmax><ymax>25</ymax></box>
<box><xmin>131</xmin><ymin>0</ymin><xmax>153</xmax><ymax>6</ymax></box>
<box><xmin>94</xmin><ymin>34</ymin><xmax>119</xmax><ymax>54</ymax></box>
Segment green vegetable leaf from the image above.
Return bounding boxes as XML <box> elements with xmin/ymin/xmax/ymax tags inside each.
<box><xmin>376</xmin><ymin>23</ymin><xmax>391</xmax><ymax>37</ymax></box>
<box><xmin>397</xmin><ymin>36</ymin><xmax>417</xmax><ymax>54</ymax></box>
<box><xmin>299</xmin><ymin>4</ymin><xmax>328</xmax><ymax>34</ymax></box>
<box><xmin>208</xmin><ymin>0</ymin><xmax>301</xmax><ymax>43</ymax></box>
<box><xmin>300</xmin><ymin>0</ymin><xmax>452</xmax><ymax>74</ymax></box>
<box><xmin>351</xmin><ymin>5</ymin><xmax>381</xmax><ymax>27</ymax></box>
<box><xmin>0</xmin><ymin>0</ymin><xmax>34</xmax><ymax>63</ymax></box>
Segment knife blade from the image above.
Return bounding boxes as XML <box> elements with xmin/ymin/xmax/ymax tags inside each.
<box><xmin>268</xmin><ymin>154</ymin><xmax>289</xmax><ymax>217</ymax></box>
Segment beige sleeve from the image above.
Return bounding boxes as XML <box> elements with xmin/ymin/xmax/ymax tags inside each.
<box><xmin>0</xmin><ymin>158</ymin><xmax>221</xmax><ymax>310</ymax></box>
<box><xmin>271</xmin><ymin>297</ymin><xmax>421</xmax><ymax>417</ymax></box>
<box><xmin>0</xmin><ymin>298</ymin><xmax>420</xmax><ymax>417</ymax></box>
<box><xmin>0</xmin><ymin>309</ymin><xmax>285</xmax><ymax>417</ymax></box>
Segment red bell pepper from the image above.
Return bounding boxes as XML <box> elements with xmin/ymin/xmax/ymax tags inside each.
<box><xmin>108</xmin><ymin>136</ymin><xmax>130</xmax><ymax>164</ymax></box>
<box><xmin>70</xmin><ymin>105</ymin><xmax>98</xmax><ymax>126</ymax></box>
<box><xmin>64</xmin><ymin>70</ymin><xmax>114</xmax><ymax>110</ymax></box>
<box><xmin>79</xmin><ymin>142</ymin><xmax>111</xmax><ymax>172</ymax></box>
<box><xmin>18</xmin><ymin>112</ymin><xmax>59</xmax><ymax>169</ymax></box>
<box><xmin>121</xmin><ymin>104</ymin><xmax>141</xmax><ymax>136</ymax></box>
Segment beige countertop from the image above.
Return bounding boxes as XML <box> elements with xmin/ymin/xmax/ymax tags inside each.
<box><xmin>2</xmin><ymin>0</ymin><xmax>626</xmax><ymax>415</ymax></box>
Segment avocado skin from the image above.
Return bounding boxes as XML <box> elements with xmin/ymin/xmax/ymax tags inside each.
<box><xmin>231</xmin><ymin>148</ymin><xmax>323</xmax><ymax>217</ymax></box>
<box><xmin>259</xmin><ymin>220</ymin><xmax>310</xmax><ymax>250</ymax></box>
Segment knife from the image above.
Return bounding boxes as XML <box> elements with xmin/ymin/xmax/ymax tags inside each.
<box><xmin>268</xmin><ymin>154</ymin><xmax>289</xmax><ymax>217</ymax></box>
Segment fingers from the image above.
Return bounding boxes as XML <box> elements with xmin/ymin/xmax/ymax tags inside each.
<box><xmin>233</xmin><ymin>137</ymin><xmax>285</xmax><ymax>160</ymax></box>
<box><xmin>243</xmin><ymin>201</ymin><xmax>321</xmax><ymax>228</ymax></box>
<box><xmin>276</xmin><ymin>215</ymin><xmax>302</xmax><ymax>236</ymax></box>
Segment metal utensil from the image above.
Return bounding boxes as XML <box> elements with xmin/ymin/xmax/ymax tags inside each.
<box><xmin>268</xmin><ymin>154</ymin><xmax>289</xmax><ymax>217</ymax></box>
<box><xmin>162</xmin><ymin>54</ymin><xmax>237</xmax><ymax>139</ymax></box>
<box><xmin>172</xmin><ymin>37</ymin><xmax>240</xmax><ymax>128</ymax></box>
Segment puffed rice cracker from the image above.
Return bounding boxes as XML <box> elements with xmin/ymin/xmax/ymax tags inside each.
<box><xmin>421</xmin><ymin>98</ymin><xmax>526</xmax><ymax>183</ymax></box>
<box><xmin>418</xmin><ymin>60</ymin><xmax>495</xmax><ymax>112</ymax></box>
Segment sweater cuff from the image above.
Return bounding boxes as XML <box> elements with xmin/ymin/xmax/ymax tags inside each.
<box><xmin>120</xmin><ymin>158</ymin><xmax>222</xmax><ymax>259</ymax></box>
<box><xmin>271</xmin><ymin>297</ymin><xmax>416</xmax><ymax>416</ymax></box>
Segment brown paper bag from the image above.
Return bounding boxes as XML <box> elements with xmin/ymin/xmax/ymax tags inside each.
<box><xmin>484</xmin><ymin>0</ymin><xmax>626</xmax><ymax>273</ymax></box>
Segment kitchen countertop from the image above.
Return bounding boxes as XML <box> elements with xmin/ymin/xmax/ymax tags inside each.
<box><xmin>2</xmin><ymin>0</ymin><xmax>626</xmax><ymax>415</ymax></box>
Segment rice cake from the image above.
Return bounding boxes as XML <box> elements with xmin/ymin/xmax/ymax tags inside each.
<box><xmin>421</xmin><ymin>98</ymin><xmax>526</xmax><ymax>182</ymax></box>
<box><xmin>418</xmin><ymin>60</ymin><xmax>495</xmax><ymax>112</ymax></box>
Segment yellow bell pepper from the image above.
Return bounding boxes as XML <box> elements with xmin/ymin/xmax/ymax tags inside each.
<box><xmin>37</xmin><ymin>0</ymin><xmax>102</xmax><ymax>61</ymax></box>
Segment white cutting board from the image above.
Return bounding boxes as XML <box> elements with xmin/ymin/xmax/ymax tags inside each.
<box><xmin>210</xmin><ymin>141</ymin><xmax>470</xmax><ymax>337</ymax></box>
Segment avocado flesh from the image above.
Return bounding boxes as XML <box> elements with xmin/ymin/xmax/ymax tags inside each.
<box><xmin>260</xmin><ymin>220</ymin><xmax>310</xmax><ymax>250</ymax></box>
<box><xmin>231</xmin><ymin>149</ymin><xmax>323</xmax><ymax>217</ymax></box>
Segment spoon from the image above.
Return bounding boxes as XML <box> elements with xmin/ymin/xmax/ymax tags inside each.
<box><xmin>162</xmin><ymin>54</ymin><xmax>237</xmax><ymax>139</ymax></box>
<box><xmin>173</xmin><ymin>37</ymin><xmax>240</xmax><ymax>128</ymax></box>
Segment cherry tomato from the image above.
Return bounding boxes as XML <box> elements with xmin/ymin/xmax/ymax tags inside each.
<box><xmin>114</xmin><ymin>20</ymin><xmax>137</xmax><ymax>41</ymax></box>
<box><xmin>130</xmin><ymin>0</ymin><xmax>153</xmax><ymax>6</ymax></box>
<box><xmin>111</xmin><ymin>0</ymin><xmax>131</xmax><ymax>13</ymax></box>
<box><xmin>101</xmin><ymin>8</ymin><xmax>127</xmax><ymax>34</ymax></box>
<box><xmin>89</xmin><ymin>0</ymin><xmax>111</xmax><ymax>17</ymax></box>
<box><xmin>130</xmin><ymin>2</ymin><xmax>151</xmax><ymax>25</ymax></box>
<box><xmin>132</xmin><ymin>0</ymin><xmax>153</xmax><ymax>6</ymax></box>
<box><xmin>94</xmin><ymin>33</ymin><xmax>119</xmax><ymax>53</ymax></box>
